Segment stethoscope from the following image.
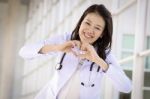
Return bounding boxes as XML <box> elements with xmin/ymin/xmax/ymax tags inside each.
<box><xmin>55</xmin><ymin>52</ymin><xmax>101</xmax><ymax>87</ymax></box>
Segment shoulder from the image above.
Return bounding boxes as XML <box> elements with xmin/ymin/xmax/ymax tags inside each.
<box><xmin>105</xmin><ymin>49</ymin><xmax>117</xmax><ymax>63</ymax></box>
<box><xmin>53</xmin><ymin>32</ymin><xmax>72</xmax><ymax>41</ymax></box>
<box><xmin>46</xmin><ymin>32</ymin><xmax>72</xmax><ymax>44</ymax></box>
<box><xmin>105</xmin><ymin>48</ymin><xmax>112</xmax><ymax>57</ymax></box>
<box><xmin>65</xmin><ymin>32</ymin><xmax>72</xmax><ymax>40</ymax></box>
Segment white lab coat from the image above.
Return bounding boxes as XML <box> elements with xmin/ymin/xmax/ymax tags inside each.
<box><xmin>19</xmin><ymin>33</ymin><xmax>132</xmax><ymax>99</ymax></box>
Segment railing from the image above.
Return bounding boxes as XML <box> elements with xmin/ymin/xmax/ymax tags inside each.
<box><xmin>119</xmin><ymin>49</ymin><xmax>150</xmax><ymax>65</ymax></box>
<box><xmin>118</xmin><ymin>49</ymin><xmax>150</xmax><ymax>92</ymax></box>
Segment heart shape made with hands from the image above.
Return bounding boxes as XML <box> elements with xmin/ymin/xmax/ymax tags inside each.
<box><xmin>71</xmin><ymin>46</ymin><xmax>86</xmax><ymax>56</ymax></box>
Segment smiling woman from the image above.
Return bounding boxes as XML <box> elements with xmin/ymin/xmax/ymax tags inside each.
<box><xmin>79</xmin><ymin>12</ymin><xmax>105</xmax><ymax>44</ymax></box>
<box><xmin>19</xmin><ymin>4</ymin><xmax>132</xmax><ymax>99</ymax></box>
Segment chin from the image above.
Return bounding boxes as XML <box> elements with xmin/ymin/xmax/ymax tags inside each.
<box><xmin>81</xmin><ymin>39</ymin><xmax>93</xmax><ymax>44</ymax></box>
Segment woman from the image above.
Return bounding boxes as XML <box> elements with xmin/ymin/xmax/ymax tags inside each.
<box><xmin>19</xmin><ymin>4</ymin><xmax>132</xmax><ymax>99</ymax></box>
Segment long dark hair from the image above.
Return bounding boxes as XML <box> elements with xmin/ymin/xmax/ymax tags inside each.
<box><xmin>71</xmin><ymin>4</ymin><xmax>113</xmax><ymax>60</ymax></box>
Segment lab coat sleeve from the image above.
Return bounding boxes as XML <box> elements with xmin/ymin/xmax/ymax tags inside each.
<box><xmin>104</xmin><ymin>52</ymin><xmax>132</xmax><ymax>93</ymax></box>
<box><xmin>19</xmin><ymin>33</ymin><xmax>71</xmax><ymax>60</ymax></box>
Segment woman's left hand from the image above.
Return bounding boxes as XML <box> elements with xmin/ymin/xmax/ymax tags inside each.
<box><xmin>78</xmin><ymin>42</ymin><xmax>99</xmax><ymax>62</ymax></box>
<box><xmin>78</xmin><ymin>42</ymin><xmax>109</xmax><ymax>71</ymax></box>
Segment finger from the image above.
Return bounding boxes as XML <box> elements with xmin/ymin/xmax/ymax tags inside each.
<box><xmin>68</xmin><ymin>41</ymin><xmax>76</xmax><ymax>48</ymax></box>
<box><xmin>78</xmin><ymin>54</ymin><xmax>86</xmax><ymax>60</ymax></box>
<box><xmin>72</xmin><ymin>40</ymin><xmax>81</xmax><ymax>49</ymax></box>
<box><xmin>78</xmin><ymin>50</ymin><xmax>88</xmax><ymax>58</ymax></box>
<box><xmin>80</xmin><ymin>43</ymin><xmax>87</xmax><ymax>51</ymax></box>
<box><xmin>71</xmin><ymin>50</ymin><xmax>78</xmax><ymax>57</ymax></box>
<box><xmin>79</xmin><ymin>50</ymin><xmax>86</xmax><ymax>55</ymax></box>
<box><xmin>82</xmin><ymin>42</ymin><xmax>94</xmax><ymax>52</ymax></box>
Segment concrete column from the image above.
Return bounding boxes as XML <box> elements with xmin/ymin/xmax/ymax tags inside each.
<box><xmin>0</xmin><ymin>0</ymin><xmax>27</xmax><ymax>99</ymax></box>
<box><xmin>0</xmin><ymin>2</ymin><xmax>8</xmax><ymax>86</ymax></box>
<box><xmin>131</xmin><ymin>0</ymin><xmax>147</xmax><ymax>99</ymax></box>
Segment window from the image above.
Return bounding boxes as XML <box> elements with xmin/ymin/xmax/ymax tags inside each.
<box><xmin>145</xmin><ymin>36</ymin><xmax>150</xmax><ymax>69</ymax></box>
<box><xmin>143</xmin><ymin>36</ymin><xmax>150</xmax><ymax>99</ymax></box>
<box><xmin>121</xmin><ymin>34</ymin><xmax>134</xmax><ymax>69</ymax></box>
<box><xmin>144</xmin><ymin>71</ymin><xmax>150</xmax><ymax>87</ymax></box>
<box><xmin>119</xmin><ymin>34</ymin><xmax>134</xmax><ymax>99</ymax></box>
<box><xmin>144</xmin><ymin>90</ymin><xmax>150</xmax><ymax>99</ymax></box>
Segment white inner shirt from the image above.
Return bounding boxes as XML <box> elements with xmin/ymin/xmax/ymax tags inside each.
<box><xmin>58</xmin><ymin>67</ymin><xmax>81</xmax><ymax>99</ymax></box>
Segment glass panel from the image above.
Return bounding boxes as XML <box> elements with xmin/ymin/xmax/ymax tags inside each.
<box><xmin>125</xmin><ymin>70</ymin><xmax>132</xmax><ymax>80</ymax></box>
<box><xmin>119</xmin><ymin>93</ymin><xmax>131</xmax><ymax>99</ymax></box>
<box><xmin>119</xmin><ymin>71</ymin><xmax>132</xmax><ymax>99</ymax></box>
<box><xmin>147</xmin><ymin>36</ymin><xmax>150</xmax><ymax>47</ymax></box>
<box><xmin>144</xmin><ymin>90</ymin><xmax>150</xmax><ymax>99</ymax></box>
<box><xmin>121</xmin><ymin>34</ymin><xmax>134</xmax><ymax>69</ymax></box>
<box><xmin>144</xmin><ymin>71</ymin><xmax>150</xmax><ymax>87</ymax></box>
<box><xmin>145</xmin><ymin>36</ymin><xmax>150</xmax><ymax>69</ymax></box>
<box><xmin>122</xmin><ymin>34</ymin><xmax>134</xmax><ymax>50</ymax></box>
<box><xmin>145</xmin><ymin>57</ymin><xmax>150</xmax><ymax>69</ymax></box>
<box><xmin>122</xmin><ymin>51</ymin><xmax>133</xmax><ymax>58</ymax></box>
<box><xmin>121</xmin><ymin>51</ymin><xmax>133</xmax><ymax>69</ymax></box>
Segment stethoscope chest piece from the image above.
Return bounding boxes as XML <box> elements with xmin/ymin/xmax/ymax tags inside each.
<box><xmin>55</xmin><ymin>53</ymin><xmax>66</xmax><ymax>70</ymax></box>
<box><xmin>55</xmin><ymin>63</ymin><xmax>62</xmax><ymax>70</ymax></box>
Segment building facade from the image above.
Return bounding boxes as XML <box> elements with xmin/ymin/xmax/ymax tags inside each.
<box><xmin>0</xmin><ymin>0</ymin><xmax>150</xmax><ymax>99</ymax></box>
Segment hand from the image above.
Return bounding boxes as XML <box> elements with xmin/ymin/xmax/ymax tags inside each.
<box><xmin>59</xmin><ymin>40</ymin><xmax>81</xmax><ymax>54</ymax></box>
<box><xmin>77</xmin><ymin>42</ymin><xmax>99</xmax><ymax>62</ymax></box>
<box><xmin>39</xmin><ymin>40</ymin><xmax>81</xmax><ymax>54</ymax></box>
<box><xmin>78</xmin><ymin>42</ymin><xmax>109</xmax><ymax>71</ymax></box>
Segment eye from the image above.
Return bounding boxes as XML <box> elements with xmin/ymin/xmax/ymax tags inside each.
<box><xmin>85</xmin><ymin>21</ymin><xmax>90</xmax><ymax>25</ymax></box>
<box><xmin>95</xmin><ymin>27</ymin><xmax>101</xmax><ymax>31</ymax></box>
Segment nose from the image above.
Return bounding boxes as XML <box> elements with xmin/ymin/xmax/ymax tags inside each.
<box><xmin>88</xmin><ymin>26</ymin><xmax>94</xmax><ymax>35</ymax></box>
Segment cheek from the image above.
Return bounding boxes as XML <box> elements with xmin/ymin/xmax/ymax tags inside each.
<box><xmin>97</xmin><ymin>31</ymin><xmax>103</xmax><ymax>37</ymax></box>
<box><xmin>79</xmin><ymin>25</ymin><xmax>83</xmax><ymax>32</ymax></box>
<box><xmin>95</xmin><ymin>37</ymin><xmax>100</xmax><ymax>41</ymax></box>
<box><xmin>78</xmin><ymin>28</ymin><xmax>82</xmax><ymax>37</ymax></box>
<box><xmin>94</xmin><ymin>32</ymin><xmax>103</xmax><ymax>41</ymax></box>
<box><xmin>79</xmin><ymin>23</ymin><xmax>87</xmax><ymax>31</ymax></box>
<box><xmin>79</xmin><ymin>26</ymin><xmax>84</xmax><ymax>36</ymax></box>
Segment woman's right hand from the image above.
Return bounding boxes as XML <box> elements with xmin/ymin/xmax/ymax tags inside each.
<box><xmin>59</xmin><ymin>40</ymin><xmax>81</xmax><ymax>54</ymax></box>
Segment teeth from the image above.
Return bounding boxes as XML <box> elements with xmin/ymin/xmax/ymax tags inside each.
<box><xmin>84</xmin><ymin>33</ymin><xmax>93</xmax><ymax>38</ymax></box>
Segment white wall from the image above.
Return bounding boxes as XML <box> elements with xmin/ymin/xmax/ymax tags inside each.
<box><xmin>0</xmin><ymin>1</ymin><xmax>28</xmax><ymax>99</ymax></box>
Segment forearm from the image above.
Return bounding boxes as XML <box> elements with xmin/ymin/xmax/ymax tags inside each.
<box><xmin>39</xmin><ymin>44</ymin><xmax>61</xmax><ymax>54</ymax></box>
<box><xmin>105</xmin><ymin>64</ymin><xmax>132</xmax><ymax>93</ymax></box>
<box><xmin>94</xmin><ymin>55</ymin><xmax>109</xmax><ymax>71</ymax></box>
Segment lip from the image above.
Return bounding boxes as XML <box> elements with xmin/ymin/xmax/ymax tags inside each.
<box><xmin>83</xmin><ymin>32</ymin><xmax>94</xmax><ymax>39</ymax></box>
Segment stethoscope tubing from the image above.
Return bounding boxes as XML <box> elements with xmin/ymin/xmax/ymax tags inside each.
<box><xmin>55</xmin><ymin>53</ymin><xmax>101</xmax><ymax>87</ymax></box>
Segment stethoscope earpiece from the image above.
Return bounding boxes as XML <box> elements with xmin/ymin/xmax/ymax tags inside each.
<box><xmin>81</xmin><ymin>82</ymin><xmax>84</xmax><ymax>86</ymax></box>
<box><xmin>91</xmin><ymin>84</ymin><xmax>95</xmax><ymax>87</ymax></box>
<box><xmin>81</xmin><ymin>82</ymin><xmax>95</xmax><ymax>87</ymax></box>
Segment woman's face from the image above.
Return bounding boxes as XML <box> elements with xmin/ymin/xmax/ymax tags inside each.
<box><xmin>79</xmin><ymin>12</ymin><xmax>105</xmax><ymax>44</ymax></box>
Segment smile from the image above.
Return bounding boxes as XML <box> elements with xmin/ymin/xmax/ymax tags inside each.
<box><xmin>83</xmin><ymin>32</ymin><xmax>94</xmax><ymax>39</ymax></box>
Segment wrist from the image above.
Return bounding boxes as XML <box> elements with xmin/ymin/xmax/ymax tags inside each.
<box><xmin>94</xmin><ymin>56</ymin><xmax>109</xmax><ymax>71</ymax></box>
<box><xmin>39</xmin><ymin>44</ymin><xmax>61</xmax><ymax>54</ymax></box>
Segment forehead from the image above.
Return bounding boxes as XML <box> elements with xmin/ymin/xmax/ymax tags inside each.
<box><xmin>84</xmin><ymin>12</ymin><xmax>105</xmax><ymax>27</ymax></box>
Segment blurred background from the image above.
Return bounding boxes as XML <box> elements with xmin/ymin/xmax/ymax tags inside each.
<box><xmin>0</xmin><ymin>0</ymin><xmax>150</xmax><ymax>99</ymax></box>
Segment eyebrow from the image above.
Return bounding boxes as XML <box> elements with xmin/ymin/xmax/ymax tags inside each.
<box><xmin>85</xmin><ymin>19</ymin><xmax>103</xmax><ymax>29</ymax></box>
